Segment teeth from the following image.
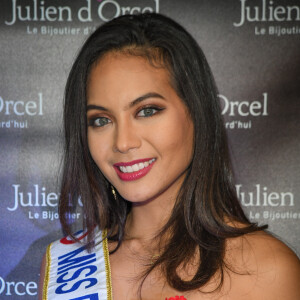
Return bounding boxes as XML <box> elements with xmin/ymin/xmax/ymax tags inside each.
<box><xmin>132</xmin><ymin>164</ymin><xmax>139</xmax><ymax>171</ymax></box>
<box><xmin>119</xmin><ymin>159</ymin><xmax>155</xmax><ymax>173</ymax></box>
<box><xmin>120</xmin><ymin>166</ymin><xmax>127</xmax><ymax>173</ymax></box>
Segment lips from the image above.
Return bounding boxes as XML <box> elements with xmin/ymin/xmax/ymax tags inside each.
<box><xmin>113</xmin><ymin>158</ymin><xmax>156</xmax><ymax>181</ymax></box>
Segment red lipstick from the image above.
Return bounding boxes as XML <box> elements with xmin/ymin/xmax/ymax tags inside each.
<box><xmin>113</xmin><ymin>158</ymin><xmax>156</xmax><ymax>181</ymax></box>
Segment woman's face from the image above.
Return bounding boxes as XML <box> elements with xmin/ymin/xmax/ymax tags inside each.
<box><xmin>87</xmin><ymin>52</ymin><xmax>194</xmax><ymax>204</ymax></box>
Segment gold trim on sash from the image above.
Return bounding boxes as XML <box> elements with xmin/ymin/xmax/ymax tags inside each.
<box><xmin>102</xmin><ymin>230</ymin><xmax>113</xmax><ymax>300</ymax></box>
<box><xmin>43</xmin><ymin>243</ymin><xmax>52</xmax><ymax>300</ymax></box>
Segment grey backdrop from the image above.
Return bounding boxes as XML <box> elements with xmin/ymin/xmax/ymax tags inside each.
<box><xmin>1</xmin><ymin>0</ymin><xmax>299</xmax><ymax>298</ymax></box>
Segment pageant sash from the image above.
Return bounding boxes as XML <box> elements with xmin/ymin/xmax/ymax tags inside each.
<box><xmin>43</xmin><ymin>229</ymin><xmax>113</xmax><ymax>300</ymax></box>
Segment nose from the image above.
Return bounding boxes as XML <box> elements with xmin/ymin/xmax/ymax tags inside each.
<box><xmin>113</xmin><ymin>121</ymin><xmax>141</xmax><ymax>153</ymax></box>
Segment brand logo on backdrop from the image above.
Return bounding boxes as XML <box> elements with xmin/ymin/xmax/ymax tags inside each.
<box><xmin>0</xmin><ymin>93</ymin><xmax>43</xmax><ymax>129</ymax></box>
<box><xmin>96</xmin><ymin>0</ymin><xmax>159</xmax><ymax>22</ymax></box>
<box><xmin>6</xmin><ymin>184</ymin><xmax>82</xmax><ymax>222</ymax></box>
<box><xmin>237</xmin><ymin>184</ymin><xmax>294</xmax><ymax>207</ymax></box>
<box><xmin>219</xmin><ymin>92</ymin><xmax>268</xmax><ymax>129</ymax></box>
<box><xmin>4</xmin><ymin>0</ymin><xmax>160</xmax><ymax>36</ymax></box>
<box><xmin>234</xmin><ymin>0</ymin><xmax>300</xmax><ymax>36</ymax></box>
<box><xmin>0</xmin><ymin>277</ymin><xmax>37</xmax><ymax>296</ymax></box>
<box><xmin>236</xmin><ymin>184</ymin><xmax>299</xmax><ymax>221</ymax></box>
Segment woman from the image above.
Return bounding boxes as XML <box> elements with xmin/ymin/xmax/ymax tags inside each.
<box><xmin>39</xmin><ymin>13</ymin><xmax>300</xmax><ymax>300</ymax></box>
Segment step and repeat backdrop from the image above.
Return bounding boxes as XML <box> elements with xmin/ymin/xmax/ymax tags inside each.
<box><xmin>0</xmin><ymin>0</ymin><xmax>299</xmax><ymax>298</ymax></box>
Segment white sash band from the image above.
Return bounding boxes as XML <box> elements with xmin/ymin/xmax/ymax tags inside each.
<box><xmin>43</xmin><ymin>229</ymin><xmax>112</xmax><ymax>300</ymax></box>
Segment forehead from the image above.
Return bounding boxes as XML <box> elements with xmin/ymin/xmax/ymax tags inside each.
<box><xmin>87</xmin><ymin>52</ymin><xmax>174</xmax><ymax>103</ymax></box>
<box><xmin>89</xmin><ymin>51</ymin><xmax>170</xmax><ymax>81</ymax></box>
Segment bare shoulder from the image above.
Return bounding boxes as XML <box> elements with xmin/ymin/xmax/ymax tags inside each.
<box><xmin>225</xmin><ymin>230</ymin><xmax>300</xmax><ymax>299</ymax></box>
<box><xmin>38</xmin><ymin>251</ymin><xmax>47</xmax><ymax>300</ymax></box>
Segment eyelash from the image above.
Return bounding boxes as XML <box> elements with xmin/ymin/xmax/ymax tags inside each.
<box><xmin>88</xmin><ymin>116</ymin><xmax>111</xmax><ymax>128</ymax></box>
<box><xmin>88</xmin><ymin>105</ymin><xmax>164</xmax><ymax>128</ymax></box>
<box><xmin>136</xmin><ymin>105</ymin><xmax>164</xmax><ymax>118</ymax></box>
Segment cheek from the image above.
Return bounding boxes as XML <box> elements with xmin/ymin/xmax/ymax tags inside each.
<box><xmin>88</xmin><ymin>133</ymin><xmax>110</xmax><ymax>172</ymax></box>
<box><xmin>162</xmin><ymin>113</ymin><xmax>194</xmax><ymax>158</ymax></box>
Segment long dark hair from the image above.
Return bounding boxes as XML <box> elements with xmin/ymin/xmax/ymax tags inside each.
<box><xmin>59</xmin><ymin>13</ymin><xmax>266</xmax><ymax>292</ymax></box>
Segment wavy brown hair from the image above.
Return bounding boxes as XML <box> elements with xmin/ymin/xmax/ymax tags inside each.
<box><xmin>59</xmin><ymin>13</ymin><xmax>267</xmax><ymax>293</ymax></box>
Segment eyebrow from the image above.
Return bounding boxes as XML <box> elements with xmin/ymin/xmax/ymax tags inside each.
<box><xmin>86</xmin><ymin>92</ymin><xmax>165</xmax><ymax>112</ymax></box>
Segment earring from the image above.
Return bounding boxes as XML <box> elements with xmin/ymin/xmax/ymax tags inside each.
<box><xmin>111</xmin><ymin>185</ymin><xmax>117</xmax><ymax>200</ymax></box>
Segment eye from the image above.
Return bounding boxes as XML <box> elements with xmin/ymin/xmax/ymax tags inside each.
<box><xmin>137</xmin><ymin>106</ymin><xmax>163</xmax><ymax>118</ymax></box>
<box><xmin>88</xmin><ymin>117</ymin><xmax>111</xmax><ymax>127</ymax></box>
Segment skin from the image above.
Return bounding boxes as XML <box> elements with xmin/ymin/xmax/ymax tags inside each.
<box><xmin>87</xmin><ymin>52</ymin><xmax>194</xmax><ymax>239</ymax></box>
<box><xmin>87</xmin><ymin>52</ymin><xmax>194</xmax><ymax>209</ymax></box>
<box><xmin>38</xmin><ymin>53</ymin><xmax>300</xmax><ymax>300</ymax></box>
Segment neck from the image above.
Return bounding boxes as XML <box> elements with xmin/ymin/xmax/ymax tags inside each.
<box><xmin>125</xmin><ymin>192</ymin><xmax>177</xmax><ymax>243</ymax></box>
<box><xmin>123</xmin><ymin>172</ymin><xmax>186</xmax><ymax>249</ymax></box>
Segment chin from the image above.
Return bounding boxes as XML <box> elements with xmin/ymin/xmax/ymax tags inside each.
<box><xmin>119</xmin><ymin>189</ymin><xmax>156</xmax><ymax>204</ymax></box>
